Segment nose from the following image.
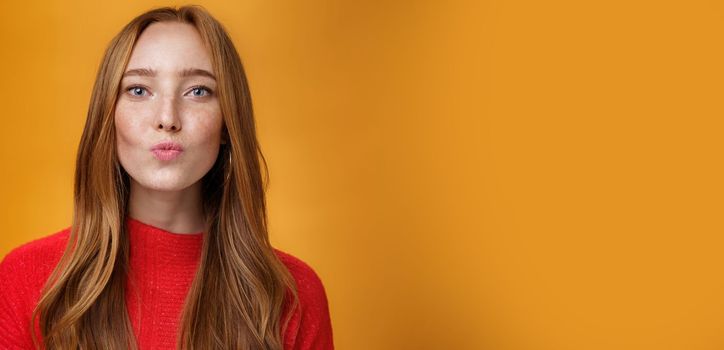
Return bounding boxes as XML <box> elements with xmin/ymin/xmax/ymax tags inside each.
<box><xmin>155</xmin><ymin>95</ymin><xmax>181</xmax><ymax>132</ymax></box>
<box><xmin>158</xmin><ymin>121</ymin><xmax>179</xmax><ymax>131</ymax></box>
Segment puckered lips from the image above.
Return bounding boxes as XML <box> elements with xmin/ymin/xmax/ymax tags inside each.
<box><xmin>151</xmin><ymin>141</ymin><xmax>184</xmax><ymax>161</ymax></box>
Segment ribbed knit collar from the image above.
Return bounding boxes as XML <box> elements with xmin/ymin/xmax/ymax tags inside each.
<box><xmin>123</xmin><ymin>216</ymin><xmax>204</xmax><ymax>347</ymax></box>
<box><xmin>125</xmin><ymin>216</ymin><xmax>204</xmax><ymax>269</ymax></box>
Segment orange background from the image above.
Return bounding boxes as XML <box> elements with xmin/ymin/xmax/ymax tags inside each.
<box><xmin>1</xmin><ymin>1</ymin><xmax>723</xmax><ymax>349</ymax></box>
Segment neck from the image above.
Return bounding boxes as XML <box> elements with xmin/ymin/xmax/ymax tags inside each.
<box><xmin>127</xmin><ymin>178</ymin><xmax>205</xmax><ymax>234</ymax></box>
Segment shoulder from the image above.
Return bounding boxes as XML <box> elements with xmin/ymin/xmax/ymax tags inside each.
<box><xmin>273</xmin><ymin>248</ymin><xmax>329</xmax><ymax>302</ymax></box>
<box><xmin>1</xmin><ymin>227</ymin><xmax>71</xmax><ymax>268</ymax></box>
<box><xmin>274</xmin><ymin>248</ymin><xmax>328</xmax><ymax>313</ymax></box>
<box><xmin>0</xmin><ymin>226</ymin><xmax>71</xmax><ymax>289</ymax></box>
<box><xmin>0</xmin><ymin>227</ymin><xmax>72</xmax><ymax>348</ymax></box>
<box><xmin>272</xmin><ymin>248</ymin><xmax>335</xmax><ymax>349</ymax></box>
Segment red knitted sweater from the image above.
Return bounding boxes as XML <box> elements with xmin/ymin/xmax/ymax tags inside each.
<box><xmin>0</xmin><ymin>217</ymin><xmax>334</xmax><ymax>349</ymax></box>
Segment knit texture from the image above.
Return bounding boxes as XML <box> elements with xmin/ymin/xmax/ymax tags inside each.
<box><xmin>0</xmin><ymin>217</ymin><xmax>334</xmax><ymax>349</ymax></box>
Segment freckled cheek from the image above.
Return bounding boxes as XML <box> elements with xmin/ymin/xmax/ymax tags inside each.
<box><xmin>186</xmin><ymin>108</ymin><xmax>223</xmax><ymax>158</ymax></box>
<box><xmin>114</xmin><ymin>103</ymin><xmax>149</xmax><ymax>152</ymax></box>
<box><xmin>186</xmin><ymin>105</ymin><xmax>223</xmax><ymax>144</ymax></box>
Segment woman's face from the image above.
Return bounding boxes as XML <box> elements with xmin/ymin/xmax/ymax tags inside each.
<box><xmin>115</xmin><ymin>21</ymin><xmax>223</xmax><ymax>192</ymax></box>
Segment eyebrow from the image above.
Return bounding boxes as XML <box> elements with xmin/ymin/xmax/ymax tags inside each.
<box><xmin>122</xmin><ymin>67</ymin><xmax>216</xmax><ymax>80</ymax></box>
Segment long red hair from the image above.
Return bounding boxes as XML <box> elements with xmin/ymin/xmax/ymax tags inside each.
<box><xmin>31</xmin><ymin>5</ymin><xmax>299</xmax><ymax>349</ymax></box>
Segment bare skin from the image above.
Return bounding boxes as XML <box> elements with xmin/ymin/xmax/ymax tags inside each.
<box><xmin>114</xmin><ymin>22</ymin><xmax>223</xmax><ymax>234</ymax></box>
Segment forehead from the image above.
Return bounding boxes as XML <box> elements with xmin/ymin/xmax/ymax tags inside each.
<box><xmin>125</xmin><ymin>21</ymin><xmax>213</xmax><ymax>72</ymax></box>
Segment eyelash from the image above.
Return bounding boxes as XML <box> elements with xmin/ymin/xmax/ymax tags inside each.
<box><xmin>125</xmin><ymin>85</ymin><xmax>214</xmax><ymax>98</ymax></box>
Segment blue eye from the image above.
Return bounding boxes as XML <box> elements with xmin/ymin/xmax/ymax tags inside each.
<box><xmin>123</xmin><ymin>85</ymin><xmax>212</xmax><ymax>98</ymax></box>
<box><xmin>127</xmin><ymin>86</ymin><xmax>148</xmax><ymax>97</ymax></box>
<box><xmin>189</xmin><ymin>86</ymin><xmax>212</xmax><ymax>97</ymax></box>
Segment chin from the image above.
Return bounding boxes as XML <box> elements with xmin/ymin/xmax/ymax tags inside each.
<box><xmin>154</xmin><ymin>180</ymin><xmax>197</xmax><ymax>192</ymax></box>
<box><xmin>133</xmin><ymin>173</ymin><xmax>198</xmax><ymax>192</ymax></box>
<box><xmin>144</xmin><ymin>182</ymin><xmax>191</xmax><ymax>192</ymax></box>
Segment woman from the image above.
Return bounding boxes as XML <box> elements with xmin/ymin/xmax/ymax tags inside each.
<box><xmin>0</xmin><ymin>5</ymin><xmax>334</xmax><ymax>350</ymax></box>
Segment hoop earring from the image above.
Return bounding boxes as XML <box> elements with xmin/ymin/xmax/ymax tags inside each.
<box><xmin>225</xmin><ymin>150</ymin><xmax>232</xmax><ymax>184</ymax></box>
